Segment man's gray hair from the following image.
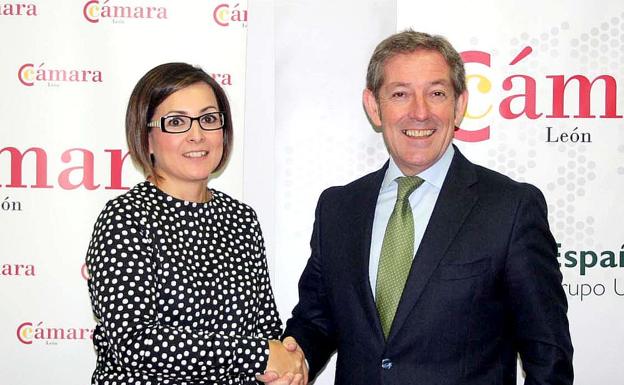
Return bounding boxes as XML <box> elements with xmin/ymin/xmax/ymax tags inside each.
<box><xmin>366</xmin><ymin>29</ymin><xmax>466</xmax><ymax>99</ymax></box>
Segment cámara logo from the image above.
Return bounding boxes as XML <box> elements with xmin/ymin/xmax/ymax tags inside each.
<box><xmin>456</xmin><ymin>46</ymin><xmax>621</xmax><ymax>142</ymax></box>
<box><xmin>18</xmin><ymin>62</ymin><xmax>103</xmax><ymax>87</ymax></box>
<box><xmin>213</xmin><ymin>2</ymin><xmax>247</xmax><ymax>27</ymax></box>
<box><xmin>209</xmin><ymin>72</ymin><xmax>233</xmax><ymax>87</ymax></box>
<box><xmin>83</xmin><ymin>0</ymin><xmax>167</xmax><ymax>24</ymax></box>
<box><xmin>0</xmin><ymin>2</ymin><xmax>37</xmax><ymax>16</ymax></box>
<box><xmin>0</xmin><ymin>147</ymin><xmax>132</xmax><ymax>190</ymax></box>
<box><xmin>17</xmin><ymin>321</ymin><xmax>94</xmax><ymax>345</ymax></box>
<box><xmin>1</xmin><ymin>263</ymin><xmax>35</xmax><ymax>276</ymax></box>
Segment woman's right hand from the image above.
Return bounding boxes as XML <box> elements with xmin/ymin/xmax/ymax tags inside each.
<box><xmin>257</xmin><ymin>339</ymin><xmax>307</xmax><ymax>384</ymax></box>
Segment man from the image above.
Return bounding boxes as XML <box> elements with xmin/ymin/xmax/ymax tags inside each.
<box><xmin>262</xmin><ymin>30</ymin><xmax>573</xmax><ymax>385</ymax></box>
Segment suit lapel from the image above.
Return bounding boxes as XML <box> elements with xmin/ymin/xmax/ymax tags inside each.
<box><xmin>348</xmin><ymin>163</ymin><xmax>387</xmax><ymax>341</ymax></box>
<box><xmin>388</xmin><ymin>148</ymin><xmax>479</xmax><ymax>341</ymax></box>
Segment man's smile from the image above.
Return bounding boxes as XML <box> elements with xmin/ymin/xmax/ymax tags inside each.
<box><xmin>402</xmin><ymin>129</ymin><xmax>435</xmax><ymax>138</ymax></box>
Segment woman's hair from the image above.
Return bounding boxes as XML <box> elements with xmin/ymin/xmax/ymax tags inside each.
<box><xmin>125</xmin><ymin>62</ymin><xmax>233</xmax><ymax>178</ymax></box>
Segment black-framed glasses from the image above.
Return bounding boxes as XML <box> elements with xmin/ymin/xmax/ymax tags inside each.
<box><xmin>147</xmin><ymin>112</ymin><xmax>225</xmax><ymax>133</ymax></box>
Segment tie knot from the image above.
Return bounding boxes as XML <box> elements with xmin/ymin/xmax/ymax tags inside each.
<box><xmin>396</xmin><ymin>176</ymin><xmax>424</xmax><ymax>201</ymax></box>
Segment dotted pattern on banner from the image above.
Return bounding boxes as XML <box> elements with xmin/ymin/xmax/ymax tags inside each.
<box><xmin>468</xmin><ymin>16</ymin><xmax>624</xmax><ymax>249</ymax></box>
<box><xmin>570</xmin><ymin>16</ymin><xmax>624</xmax><ymax>74</ymax></box>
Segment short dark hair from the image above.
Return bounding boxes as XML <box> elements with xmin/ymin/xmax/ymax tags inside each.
<box><xmin>125</xmin><ymin>62</ymin><xmax>233</xmax><ymax>178</ymax></box>
<box><xmin>366</xmin><ymin>29</ymin><xmax>466</xmax><ymax>99</ymax></box>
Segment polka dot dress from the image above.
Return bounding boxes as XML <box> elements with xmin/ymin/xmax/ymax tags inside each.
<box><xmin>86</xmin><ymin>182</ymin><xmax>282</xmax><ymax>384</ymax></box>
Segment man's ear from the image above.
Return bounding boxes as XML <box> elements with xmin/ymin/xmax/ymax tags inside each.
<box><xmin>454</xmin><ymin>90</ymin><xmax>469</xmax><ymax>127</ymax></box>
<box><xmin>363</xmin><ymin>88</ymin><xmax>382</xmax><ymax>127</ymax></box>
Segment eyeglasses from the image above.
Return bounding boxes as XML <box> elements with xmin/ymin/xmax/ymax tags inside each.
<box><xmin>147</xmin><ymin>112</ymin><xmax>225</xmax><ymax>133</ymax></box>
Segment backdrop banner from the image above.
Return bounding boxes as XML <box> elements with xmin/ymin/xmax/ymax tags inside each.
<box><xmin>1</xmin><ymin>1</ymin><xmax>247</xmax><ymax>384</ymax></box>
<box><xmin>2</xmin><ymin>1</ymin><xmax>622</xmax><ymax>384</ymax></box>
<box><xmin>396</xmin><ymin>1</ymin><xmax>623</xmax><ymax>383</ymax></box>
<box><xmin>266</xmin><ymin>1</ymin><xmax>623</xmax><ymax>384</ymax></box>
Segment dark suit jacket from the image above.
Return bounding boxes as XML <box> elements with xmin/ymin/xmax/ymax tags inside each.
<box><xmin>284</xmin><ymin>147</ymin><xmax>573</xmax><ymax>385</ymax></box>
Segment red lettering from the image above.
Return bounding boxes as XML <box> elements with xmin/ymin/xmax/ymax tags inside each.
<box><xmin>500</xmin><ymin>75</ymin><xmax>542</xmax><ymax>119</ymax></box>
<box><xmin>0</xmin><ymin>147</ymin><xmax>52</xmax><ymax>188</ymax></box>
<box><xmin>456</xmin><ymin>51</ymin><xmax>491</xmax><ymax>142</ymax></box>
<box><xmin>547</xmin><ymin>74</ymin><xmax>622</xmax><ymax>118</ymax></box>
<box><xmin>58</xmin><ymin>148</ymin><xmax>100</xmax><ymax>190</ymax></box>
<box><xmin>105</xmin><ymin>149</ymin><xmax>131</xmax><ymax>190</ymax></box>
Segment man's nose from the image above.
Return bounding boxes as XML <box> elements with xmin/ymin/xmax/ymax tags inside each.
<box><xmin>408</xmin><ymin>95</ymin><xmax>430</xmax><ymax>121</ymax></box>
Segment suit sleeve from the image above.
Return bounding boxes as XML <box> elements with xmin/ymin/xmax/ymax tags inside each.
<box><xmin>505</xmin><ymin>184</ymin><xmax>574</xmax><ymax>384</ymax></box>
<box><xmin>283</xmin><ymin>190</ymin><xmax>338</xmax><ymax>380</ymax></box>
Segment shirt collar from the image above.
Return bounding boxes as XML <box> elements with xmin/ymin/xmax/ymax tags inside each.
<box><xmin>381</xmin><ymin>144</ymin><xmax>455</xmax><ymax>190</ymax></box>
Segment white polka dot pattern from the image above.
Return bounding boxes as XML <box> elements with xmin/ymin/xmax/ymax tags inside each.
<box><xmin>86</xmin><ymin>182</ymin><xmax>282</xmax><ymax>384</ymax></box>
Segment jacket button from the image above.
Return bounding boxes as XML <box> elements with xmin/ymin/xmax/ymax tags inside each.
<box><xmin>381</xmin><ymin>358</ymin><xmax>393</xmax><ymax>370</ymax></box>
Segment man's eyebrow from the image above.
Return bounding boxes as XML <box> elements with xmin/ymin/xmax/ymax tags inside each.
<box><xmin>384</xmin><ymin>82</ymin><xmax>411</xmax><ymax>88</ymax></box>
<box><xmin>429</xmin><ymin>79</ymin><xmax>452</xmax><ymax>87</ymax></box>
<box><xmin>384</xmin><ymin>79</ymin><xmax>451</xmax><ymax>88</ymax></box>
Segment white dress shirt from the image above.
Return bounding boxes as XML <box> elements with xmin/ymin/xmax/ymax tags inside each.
<box><xmin>369</xmin><ymin>145</ymin><xmax>455</xmax><ymax>297</ymax></box>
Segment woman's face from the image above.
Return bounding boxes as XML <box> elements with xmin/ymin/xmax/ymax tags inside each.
<box><xmin>148</xmin><ymin>82</ymin><xmax>224</xmax><ymax>192</ymax></box>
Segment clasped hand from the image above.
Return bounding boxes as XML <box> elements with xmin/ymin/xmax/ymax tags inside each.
<box><xmin>256</xmin><ymin>337</ymin><xmax>308</xmax><ymax>385</ymax></box>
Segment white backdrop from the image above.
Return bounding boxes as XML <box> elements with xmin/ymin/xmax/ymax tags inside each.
<box><xmin>396</xmin><ymin>1</ymin><xmax>624</xmax><ymax>383</ymax></box>
<box><xmin>1</xmin><ymin>1</ymin><xmax>622</xmax><ymax>384</ymax></box>
<box><xmin>1</xmin><ymin>1</ymin><xmax>248</xmax><ymax>384</ymax></box>
<box><xmin>262</xmin><ymin>1</ymin><xmax>624</xmax><ymax>384</ymax></box>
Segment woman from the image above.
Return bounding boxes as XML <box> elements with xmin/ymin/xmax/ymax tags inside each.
<box><xmin>86</xmin><ymin>63</ymin><xmax>304</xmax><ymax>384</ymax></box>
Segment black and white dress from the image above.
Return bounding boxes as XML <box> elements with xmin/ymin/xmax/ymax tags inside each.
<box><xmin>86</xmin><ymin>182</ymin><xmax>282</xmax><ymax>385</ymax></box>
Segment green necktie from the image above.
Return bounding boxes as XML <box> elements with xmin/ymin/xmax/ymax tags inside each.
<box><xmin>376</xmin><ymin>176</ymin><xmax>424</xmax><ymax>338</ymax></box>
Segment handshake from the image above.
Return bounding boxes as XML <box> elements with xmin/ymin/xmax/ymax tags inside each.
<box><xmin>256</xmin><ymin>336</ymin><xmax>308</xmax><ymax>385</ymax></box>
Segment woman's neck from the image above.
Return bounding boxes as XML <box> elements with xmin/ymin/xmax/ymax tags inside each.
<box><xmin>148</xmin><ymin>176</ymin><xmax>211</xmax><ymax>203</ymax></box>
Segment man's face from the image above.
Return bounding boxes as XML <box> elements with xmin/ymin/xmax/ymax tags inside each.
<box><xmin>363</xmin><ymin>50</ymin><xmax>467</xmax><ymax>176</ymax></box>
